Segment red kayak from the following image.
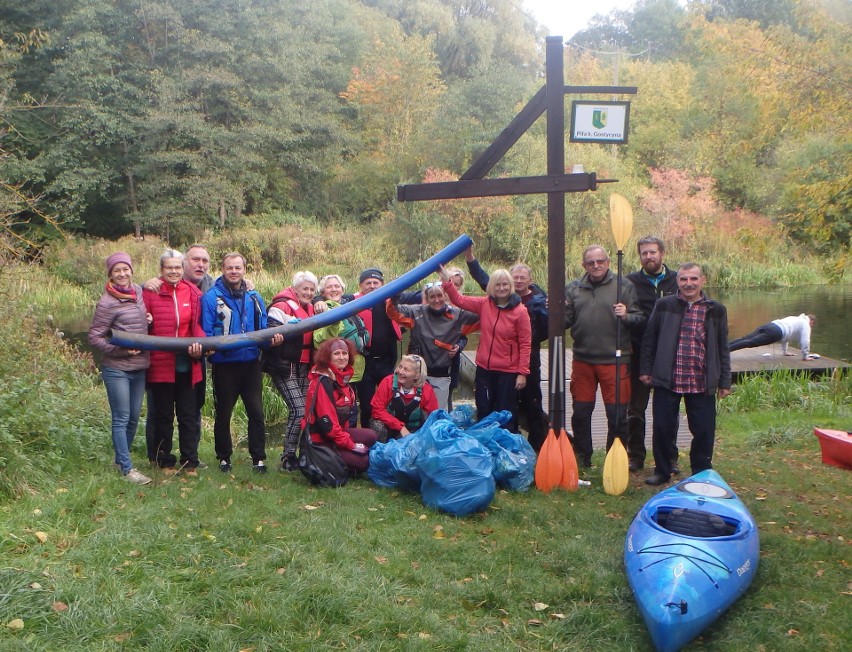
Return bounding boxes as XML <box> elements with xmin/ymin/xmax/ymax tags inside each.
<box><xmin>813</xmin><ymin>428</ymin><xmax>852</xmax><ymax>470</ymax></box>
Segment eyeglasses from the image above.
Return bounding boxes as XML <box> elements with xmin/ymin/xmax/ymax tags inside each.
<box><xmin>584</xmin><ymin>259</ymin><xmax>608</xmax><ymax>267</ymax></box>
<box><xmin>423</xmin><ymin>282</ymin><xmax>442</xmax><ymax>290</ymax></box>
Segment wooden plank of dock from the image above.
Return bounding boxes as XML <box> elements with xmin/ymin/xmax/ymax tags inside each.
<box><xmin>730</xmin><ymin>344</ymin><xmax>849</xmax><ymax>375</ymax></box>
<box><xmin>460</xmin><ymin>344</ymin><xmax>848</xmax><ymax>462</ymax></box>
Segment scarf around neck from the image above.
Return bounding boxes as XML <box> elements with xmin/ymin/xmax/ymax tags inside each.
<box><xmin>105</xmin><ymin>281</ymin><xmax>137</xmax><ymax>301</ymax></box>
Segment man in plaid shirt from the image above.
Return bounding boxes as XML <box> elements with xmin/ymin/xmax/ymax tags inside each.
<box><xmin>639</xmin><ymin>263</ymin><xmax>732</xmax><ymax>486</ymax></box>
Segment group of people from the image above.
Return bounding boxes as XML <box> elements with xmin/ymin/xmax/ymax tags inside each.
<box><xmin>89</xmin><ymin>244</ymin><xmax>533</xmax><ymax>485</ymax></box>
<box><xmin>89</xmin><ymin>237</ymin><xmax>815</xmax><ymax>488</ymax></box>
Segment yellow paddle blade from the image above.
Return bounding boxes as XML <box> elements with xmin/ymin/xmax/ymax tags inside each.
<box><xmin>535</xmin><ymin>428</ymin><xmax>563</xmax><ymax>493</ymax></box>
<box><xmin>603</xmin><ymin>437</ymin><xmax>629</xmax><ymax>495</ymax></box>
<box><xmin>558</xmin><ymin>429</ymin><xmax>579</xmax><ymax>491</ymax></box>
<box><xmin>610</xmin><ymin>193</ymin><xmax>634</xmax><ymax>252</ymax></box>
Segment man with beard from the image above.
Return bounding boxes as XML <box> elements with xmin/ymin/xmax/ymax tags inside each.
<box><xmin>625</xmin><ymin>236</ymin><xmax>679</xmax><ymax>472</ymax></box>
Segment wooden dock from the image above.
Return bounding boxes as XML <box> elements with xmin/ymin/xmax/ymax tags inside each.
<box><xmin>460</xmin><ymin>345</ymin><xmax>848</xmax><ymax>460</ymax></box>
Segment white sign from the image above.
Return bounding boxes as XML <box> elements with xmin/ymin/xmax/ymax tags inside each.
<box><xmin>570</xmin><ymin>101</ymin><xmax>630</xmax><ymax>144</ymax></box>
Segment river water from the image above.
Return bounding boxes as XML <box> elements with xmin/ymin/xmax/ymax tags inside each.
<box><xmin>56</xmin><ymin>284</ymin><xmax>851</xmax><ymax>363</ymax></box>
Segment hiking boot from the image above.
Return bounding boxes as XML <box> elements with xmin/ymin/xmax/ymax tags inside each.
<box><xmin>280</xmin><ymin>455</ymin><xmax>299</xmax><ymax>472</ymax></box>
<box><xmin>644</xmin><ymin>473</ymin><xmax>670</xmax><ymax>486</ymax></box>
<box><xmin>219</xmin><ymin>460</ymin><xmax>232</xmax><ymax>473</ymax></box>
<box><xmin>671</xmin><ymin>464</ymin><xmax>681</xmax><ymax>475</ymax></box>
<box><xmin>253</xmin><ymin>460</ymin><xmax>267</xmax><ymax>474</ymax></box>
<box><xmin>123</xmin><ymin>469</ymin><xmax>152</xmax><ymax>485</ymax></box>
<box><xmin>185</xmin><ymin>468</ymin><xmax>198</xmax><ymax>478</ymax></box>
<box><xmin>161</xmin><ymin>467</ymin><xmax>179</xmax><ymax>477</ymax></box>
<box><xmin>628</xmin><ymin>460</ymin><xmax>644</xmax><ymax>472</ymax></box>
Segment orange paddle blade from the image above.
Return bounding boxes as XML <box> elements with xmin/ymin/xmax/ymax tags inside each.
<box><xmin>558</xmin><ymin>429</ymin><xmax>579</xmax><ymax>491</ymax></box>
<box><xmin>603</xmin><ymin>437</ymin><xmax>629</xmax><ymax>495</ymax></box>
<box><xmin>535</xmin><ymin>428</ymin><xmax>563</xmax><ymax>493</ymax></box>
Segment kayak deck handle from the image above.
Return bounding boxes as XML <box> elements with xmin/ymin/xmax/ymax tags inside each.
<box><xmin>665</xmin><ymin>600</ymin><xmax>688</xmax><ymax>615</ymax></box>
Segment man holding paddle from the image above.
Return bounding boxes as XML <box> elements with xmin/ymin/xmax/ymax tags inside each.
<box><xmin>565</xmin><ymin>245</ymin><xmax>644</xmax><ymax>468</ymax></box>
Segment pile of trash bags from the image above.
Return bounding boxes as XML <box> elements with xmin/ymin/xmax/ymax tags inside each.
<box><xmin>368</xmin><ymin>409</ymin><xmax>536</xmax><ymax>516</ymax></box>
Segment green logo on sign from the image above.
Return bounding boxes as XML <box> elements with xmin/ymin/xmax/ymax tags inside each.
<box><xmin>592</xmin><ymin>109</ymin><xmax>607</xmax><ymax>129</ymax></box>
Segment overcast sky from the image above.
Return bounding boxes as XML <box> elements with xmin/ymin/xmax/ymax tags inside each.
<box><xmin>522</xmin><ymin>0</ymin><xmax>639</xmax><ymax>38</ymax></box>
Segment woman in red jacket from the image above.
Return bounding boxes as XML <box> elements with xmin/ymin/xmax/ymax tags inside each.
<box><xmin>302</xmin><ymin>338</ymin><xmax>377</xmax><ymax>474</ymax></box>
<box><xmin>440</xmin><ymin>266</ymin><xmax>531</xmax><ymax>431</ymax></box>
<box><xmin>370</xmin><ymin>354</ymin><xmax>439</xmax><ymax>442</ymax></box>
<box><xmin>143</xmin><ymin>250</ymin><xmax>205</xmax><ymax>473</ymax></box>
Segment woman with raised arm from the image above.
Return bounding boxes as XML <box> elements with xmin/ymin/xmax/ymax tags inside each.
<box><xmin>386</xmin><ymin>280</ymin><xmax>479</xmax><ymax>410</ymax></box>
<box><xmin>440</xmin><ymin>266</ymin><xmax>531</xmax><ymax>432</ymax></box>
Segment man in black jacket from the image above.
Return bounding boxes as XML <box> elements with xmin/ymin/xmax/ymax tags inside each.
<box><xmin>625</xmin><ymin>236</ymin><xmax>679</xmax><ymax>471</ymax></box>
<box><xmin>639</xmin><ymin>263</ymin><xmax>731</xmax><ymax>486</ymax></box>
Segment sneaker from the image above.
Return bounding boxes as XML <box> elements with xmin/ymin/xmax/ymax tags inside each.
<box><xmin>644</xmin><ymin>473</ymin><xmax>670</xmax><ymax>486</ymax></box>
<box><xmin>280</xmin><ymin>455</ymin><xmax>299</xmax><ymax>472</ymax></box>
<box><xmin>124</xmin><ymin>469</ymin><xmax>152</xmax><ymax>485</ymax></box>
<box><xmin>196</xmin><ymin>461</ymin><xmax>208</xmax><ymax>470</ymax></box>
<box><xmin>219</xmin><ymin>460</ymin><xmax>232</xmax><ymax>473</ymax></box>
<box><xmin>253</xmin><ymin>460</ymin><xmax>267</xmax><ymax>474</ymax></box>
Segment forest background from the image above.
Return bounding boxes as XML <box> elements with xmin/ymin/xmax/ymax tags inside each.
<box><xmin>0</xmin><ymin>0</ymin><xmax>850</xmax><ymax>283</ymax></box>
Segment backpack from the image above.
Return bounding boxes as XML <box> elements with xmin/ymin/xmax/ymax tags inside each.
<box><xmin>339</xmin><ymin>314</ymin><xmax>370</xmax><ymax>355</ymax></box>
<box><xmin>298</xmin><ymin>376</ymin><xmax>350</xmax><ymax>488</ymax></box>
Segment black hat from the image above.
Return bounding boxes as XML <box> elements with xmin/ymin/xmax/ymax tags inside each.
<box><xmin>359</xmin><ymin>268</ymin><xmax>384</xmax><ymax>284</ymax></box>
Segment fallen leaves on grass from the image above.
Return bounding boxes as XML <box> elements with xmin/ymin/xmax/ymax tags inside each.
<box><xmin>374</xmin><ymin>556</ymin><xmax>388</xmax><ymax>564</ymax></box>
<box><xmin>6</xmin><ymin>619</ymin><xmax>24</xmax><ymax>631</ymax></box>
<box><xmin>34</xmin><ymin>531</ymin><xmax>48</xmax><ymax>543</ymax></box>
<box><xmin>433</xmin><ymin>526</ymin><xmax>445</xmax><ymax>540</ymax></box>
<box><xmin>533</xmin><ymin>602</ymin><xmax>548</xmax><ymax>611</ymax></box>
<box><xmin>52</xmin><ymin>601</ymin><xmax>68</xmax><ymax>612</ymax></box>
<box><xmin>527</xmin><ymin>619</ymin><xmax>543</xmax><ymax>626</ymax></box>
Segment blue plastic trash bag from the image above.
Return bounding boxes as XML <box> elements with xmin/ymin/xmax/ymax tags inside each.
<box><xmin>418</xmin><ymin>414</ymin><xmax>495</xmax><ymax>516</ymax></box>
<box><xmin>449</xmin><ymin>403</ymin><xmax>476</xmax><ymax>428</ymax></box>
<box><xmin>367</xmin><ymin>434</ymin><xmax>427</xmax><ymax>492</ymax></box>
<box><xmin>466</xmin><ymin>410</ymin><xmax>537</xmax><ymax>491</ymax></box>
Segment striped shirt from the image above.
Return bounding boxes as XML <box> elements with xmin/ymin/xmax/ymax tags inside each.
<box><xmin>673</xmin><ymin>298</ymin><xmax>708</xmax><ymax>394</ymax></box>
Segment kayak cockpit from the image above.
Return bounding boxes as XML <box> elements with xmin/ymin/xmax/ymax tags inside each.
<box><xmin>654</xmin><ymin>507</ymin><xmax>740</xmax><ymax>538</ymax></box>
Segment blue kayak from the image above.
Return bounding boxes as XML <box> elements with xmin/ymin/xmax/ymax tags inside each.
<box><xmin>624</xmin><ymin>470</ymin><xmax>759</xmax><ymax>652</ymax></box>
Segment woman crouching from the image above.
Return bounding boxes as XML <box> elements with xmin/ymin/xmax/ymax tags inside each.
<box><xmin>302</xmin><ymin>338</ymin><xmax>377</xmax><ymax>474</ymax></box>
<box><xmin>370</xmin><ymin>355</ymin><xmax>439</xmax><ymax>442</ymax></box>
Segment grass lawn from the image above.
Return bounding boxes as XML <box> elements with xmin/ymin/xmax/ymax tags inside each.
<box><xmin>1</xmin><ymin>410</ymin><xmax>849</xmax><ymax>652</ymax></box>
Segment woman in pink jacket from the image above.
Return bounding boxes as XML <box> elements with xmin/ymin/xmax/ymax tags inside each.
<box><xmin>143</xmin><ymin>249</ymin><xmax>205</xmax><ymax>473</ymax></box>
<box><xmin>441</xmin><ymin>266</ymin><xmax>531</xmax><ymax>431</ymax></box>
<box><xmin>88</xmin><ymin>252</ymin><xmax>152</xmax><ymax>485</ymax></box>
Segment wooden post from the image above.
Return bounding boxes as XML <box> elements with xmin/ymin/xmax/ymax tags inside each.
<box><xmin>545</xmin><ymin>36</ymin><xmax>567</xmax><ymax>436</ymax></box>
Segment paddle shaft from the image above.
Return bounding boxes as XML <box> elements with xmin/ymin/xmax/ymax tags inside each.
<box><xmin>614</xmin><ymin>248</ymin><xmax>624</xmax><ymax>444</ymax></box>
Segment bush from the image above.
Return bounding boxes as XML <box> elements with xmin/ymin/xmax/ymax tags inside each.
<box><xmin>0</xmin><ymin>272</ymin><xmax>109</xmax><ymax>497</ymax></box>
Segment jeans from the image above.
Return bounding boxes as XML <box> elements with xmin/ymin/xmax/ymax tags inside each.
<box><xmin>101</xmin><ymin>366</ymin><xmax>147</xmax><ymax>474</ymax></box>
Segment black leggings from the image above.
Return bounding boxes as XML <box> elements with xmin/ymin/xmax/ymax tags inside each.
<box><xmin>729</xmin><ymin>323</ymin><xmax>783</xmax><ymax>351</ymax></box>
